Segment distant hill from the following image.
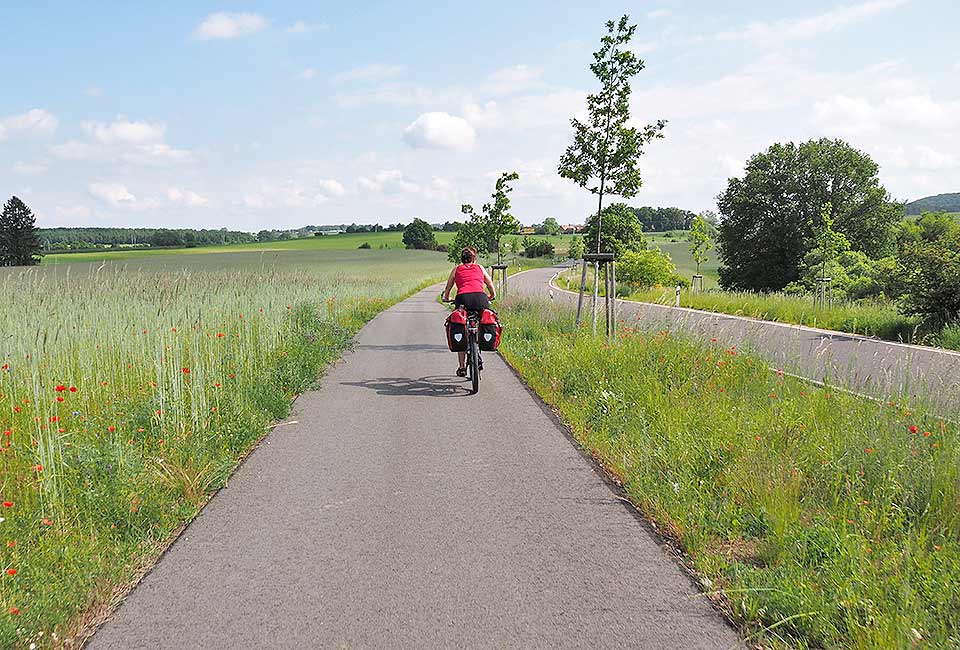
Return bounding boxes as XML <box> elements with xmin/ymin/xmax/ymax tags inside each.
<box><xmin>905</xmin><ymin>193</ymin><xmax>960</xmax><ymax>215</ymax></box>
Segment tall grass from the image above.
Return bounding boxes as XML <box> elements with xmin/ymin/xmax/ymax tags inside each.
<box><xmin>499</xmin><ymin>298</ymin><xmax>958</xmax><ymax>649</ymax></box>
<box><xmin>557</xmin><ymin>269</ymin><xmax>923</xmax><ymax>343</ymax></box>
<box><xmin>0</xmin><ymin>252</ymin><xmax>447</xmax><ymax>647</ymax></box>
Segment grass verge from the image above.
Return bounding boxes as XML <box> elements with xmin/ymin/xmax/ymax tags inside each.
<box><xmin>557</xmin><ymin>269</ymin><xmax>925</xmax><ymax>345</ymax></box>
<box><xmin>498</xmin><ymin>298</ymin><xmax>958</xmax><ymax>649</ymax></box>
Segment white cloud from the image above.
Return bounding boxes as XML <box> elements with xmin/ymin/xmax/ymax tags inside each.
<box><xmin>630</xmin><ymin>41</ymin><xmax>659</xmax><ymax>55</ymax></box>
<box><xmin>463</xmin><ymin>90</ymin><xmax>587</xmax><ymax>130</ymax></box>
<box><xmin>167</xmin><ymin>187</ymin><xmax>209</xmax><ymax>207</ymax></box>
<box><xmin>332</xmin><ymin>64</ymin><xmax>406</xmax><ymax>83</ymax></box>
<box><xmin>194</xmin><ymin>12</ymin><xmax>269</xmax><ymax>41</ymax></box>
<box><xmin>122</xmin><ymin>142</ymin><xmax>192</xmax><ymax>165</ymax></box>
<box><xmin>716</xmin><ymin>0</ymin><xmax>910</xmax><ymax>46</ymax></box>
<box><xmin>83</xmin><ymin>117</ymin><xmax>165</xmax><ymax>145</ymax></box>
<box><xmin>402</xmin><ymin>112</ymin><xmax>476</xmax><ymax>151</ymax></box>
<box><xmin>242</xmin><ymin>178</ymin><xmax>344</xmax><ymax>209</ymax></box>
<box><xmin>317</xmin><ymin>179</ymin><xmax>346</xmax><ymax>196</ymax></box>
<box><xmin>357</xmin><ymin>170</ymin><xmax>421</xmax><ymax>195</ymax></box>
<box><xmin>647</xmin><ymin>9</ymin><xmax>671</xmax><ymax>19</ymax></box>
<box><xmin>49</xmin><ymin>140</ymin><xmax>93</xmax><ymax>160</ymax></box>
<box><xmin>813</xmin><ymin>93</ymin><xmax>958</xmax><ymax>135</ymax></box>
<box><xmin>11</xmin><ymin>162</ymin><xmax>48</xmax><ymax>174</ymax></box>
<box><xmin>483</xmin><ymin>65</ymin><xmax>545</xmax><ymax>95</ymax></box>
<box><xmin>295</xmin><ymin>68</ymin><xmax>317</xmax><ymax>81</ymax></box>
<box><xmin>89</xmin><ymin>182</ymin><xmax>137</xmax><ymax>207</ymax></box>
<box><xmin>0</xmin><ymin>109</ymin><xmax>58</xmax><ymax>141</ymax></box>
<box><xmin>55</xmin><ymin>204</ymin><xmax>93</xmax><ymax>220</ymax></box>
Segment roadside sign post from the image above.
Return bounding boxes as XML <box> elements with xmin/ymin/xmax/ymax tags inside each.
<box><xmin>675</xmin><ymin>285</ymin><xmax>681</xmax><ymax>307</ymax></box>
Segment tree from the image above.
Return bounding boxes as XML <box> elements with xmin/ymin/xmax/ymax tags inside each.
<box><xmin>447</xmin><ymin>219</ymin><xmax>490</xmax><ymax>263</ymax></box>
<box><xmin>402</xmin><ymin>218</ymin><xmax>438</xmax><ymax>250</ymax></box>
<box><xmin>459</xmin><ymin>171</ymin><xmax>520</xmax><ymax>264</ymax></box>
<box><xmin>717</xmin><ymin>139</ymin><xmax>902</xmax><ymax>292</ymax></box>
<box><xmin>540</xmin><ymin>217</ymin><xmax>562</xmax><ymax>236</ymax></box>
<box><xmin>899</xmin><ymin>226</ymin><xmax>960</xmax><ymax>327</ymax></box>
<box><xmin>522</xmin><ymin>237</ymin><xmax>555</xmax><ymax>258</ymax></box>
<box><xmin>567</xmin><ymin>235</ymin><xmax>586</xmax><ymax>260</ymax></box>
<box><xmin>149</xmin><ymin>230</ymin><xmax>185</xmax><ymax>247</ymax></box>
<box><xmin>688</xmin><ymin>215</ymin><xmax>712</xmax><ymax>275</ymax></box>
<box><xmin>585</xmin><ymin>203</ymin><xmax>646</xmax><ymax>257</ymax></box>
<box><xmin>0</xmin><ymin>196</ymin><xmax>42</xmax><ymax>266</ymax></box>
<box><xmin>558</xmin><ymin>15</ymin><xmax>666</xmax><ymax>255</ymax></box>
<box><xmin>617</xmin><ymin>249</ymin><xmax>678</xmax><ymax>289</ymax></box>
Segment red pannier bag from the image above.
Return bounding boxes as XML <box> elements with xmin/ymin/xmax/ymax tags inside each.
<box><xmin>478</xmin><ymin>308</ymin><xmax>502</xmax><ymax>351</ymax></box>
<box><xmin>445</xmin><ymin>307</ymin><xmax>469</xmax><ymax>352</ymax></box>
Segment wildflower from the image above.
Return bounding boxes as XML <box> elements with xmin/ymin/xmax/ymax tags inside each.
<box><xmin>9</xmin><ymin>607</ymin><xmax>19</xmax><ymax>615</ymax></box>
<box><xmin>55</xmin><ymin>385</ymin><xmax>66</xmax><ymax>392</ymax></box>
<box><xmin>6</xmin><ymin>568</ymin><xmax>15</xmax><ymax>576</ymax></box>
<box><xmin>909</xmin><ymin>425</ymin><xmax>919</xmax><ymax>434</ymax></box>
<box><xmin>214</xmin><ymin>383</ymin><xmax>221</xmax><ymax>388</ymax></box>
<box><xmin>6</xmin><ymin>541</ymin><xmax>13</xmax><ymax>548</ymax></box>
<box><xmin>33</xmin><ymin>465</ymin><xmax>42</xmax><ymax>472</ymax></box>
<box><xmin>1</xmin><ymin>502</ymin><xmax>11</xmax><ymax>508</ymax></box>
<box><xmin>710</xmin><ymin>337</ymin><xmax>718</xmax><ymax>342</ymax></box>
<box><xmin>777</xmin><ymin>369</ymin><xmax>783</xmax><ymax>377</ymax></box>
<box><xmin>923</xmin><ymin>431</ymin><xmax>931</xmax><ymax>437</ymax></box>
<box><xmin>69</xmin><ymin>386</ymin><xmax>77</xmax><ymax>392</ymax></box>
<box><xmin>216</xmin><ymin>333</ymin><xmax>225</xmax><ymax>338</ymax></box>
<box><xmin>41</xmin><ymin>518</ymin><xmax>52</xmax><ymax>526</ymax></box>
<box><xmin>56</xmin><ymin>396</ymin><xmax>64</xmax><ymax>403</ymax></box>
<box><xmin>934</xmin><ymin>545</ymin><xmax>942</xmax><ymax>551</ymax></box>
<box><xmin>13</xmin><ymin>407</ymin><xmax>20</xmax><ymax>413</ymax></box>
<box><xmin>182</xmin><ymin>368</ymin><xmax>190</xmax><ymax>374</ymax></box>
<box><xmin>137</xmin><ymin>427</ymin><xmax>145</xmax><ymax>433</ymax></box>
<box><xmin>864</xmin><ymin>447</ymin><xmax>873</xmax><ymax>454</ymax></box>
<box><xmin>108</xmin><ymin>426</ymin><xmax>115</xmax><ymax>433</ymax></box>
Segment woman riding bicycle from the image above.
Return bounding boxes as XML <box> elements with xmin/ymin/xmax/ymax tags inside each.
<box><xmin>442</xmin><ymin>246</ymin><xmax>496</xmax><ymax>377</ymax></box>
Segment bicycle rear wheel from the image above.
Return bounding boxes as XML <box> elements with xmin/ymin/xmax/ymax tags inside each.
<box><xmin>469</xmin><ymin>335</ymin><xmax>480</xmax><ymax>394</ymax></box>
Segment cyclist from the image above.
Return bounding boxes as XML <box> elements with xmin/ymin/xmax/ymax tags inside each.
<box><xmin>442</xmin><ymin>246</ymin><xmax>496</xmax><ymax>377</ymax></box>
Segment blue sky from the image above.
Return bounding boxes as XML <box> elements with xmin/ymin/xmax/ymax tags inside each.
<box><xmin>2</xmin><ymin>0</ymin><xmax>958</xmax><ymax>229</ymax></box>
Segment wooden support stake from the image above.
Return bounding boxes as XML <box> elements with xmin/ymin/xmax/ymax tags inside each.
<box><xmin>575</xmin><ymin>259</ymin><xmax>588</xmax><ymax>327</ymax></box>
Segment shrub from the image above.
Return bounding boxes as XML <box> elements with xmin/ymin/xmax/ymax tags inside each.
<box><xmin>523</xmin><ymin>237</ymin><xmax>555</xmax><ymax>258</ymax></box>
<box><xmin>358</xmin><ymin>241</ymin><xmax>372</xmax><ymax>249</ymax></box>
<box><xmin>402</xmin><ymin>218</ymin><xmax>438</xmax><ymax>250</ymax></box>
<box><xmin>617</xmin><ymin>248</ymin><xmax>677</xmax><ymax>289</ymax></box>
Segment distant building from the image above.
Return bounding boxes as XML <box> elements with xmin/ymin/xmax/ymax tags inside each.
<box><xmin>561</xmin><ymin>224</ymin><xmax>585</xmax><ymax>234</ymax></box>
<box><xmin>519</xmin><ymin>226</ymin><xmax>536</xmax><ymax>235</ymax></box>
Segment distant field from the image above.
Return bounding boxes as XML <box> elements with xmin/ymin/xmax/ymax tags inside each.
<box><xmin>645</xmin><ymin>231</ymin><xmax>721</xmax><ymax>287</ymax></box>
<box><xmin>41</xmin><ymin>231</ymin><xmax>458</xmax><ymax>264</ymax></box>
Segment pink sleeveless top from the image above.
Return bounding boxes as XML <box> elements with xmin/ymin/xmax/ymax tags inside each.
<box><xmin>454</xmin><ymin>263</ymin><xmax>485</xmax><ymax>294</ymax></box>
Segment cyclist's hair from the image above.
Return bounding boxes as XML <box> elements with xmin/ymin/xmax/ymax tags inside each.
<box><xmin>461</xmin><ymin>247</ymin><xmax>477</xmax><ymax>263</ymax></box>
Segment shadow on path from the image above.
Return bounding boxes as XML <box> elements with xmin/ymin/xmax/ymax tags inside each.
<box><xmin>341</xmin><ymin>375</ymin><xmax>469</xmax><ymax>397</ymax></box>
<box><xmin>355</xmin><ymin>343</ymin><xmax>450</xmax><ymax>354</ymax></box>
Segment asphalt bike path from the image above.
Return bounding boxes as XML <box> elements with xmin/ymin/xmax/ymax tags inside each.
<box><xmin>88</xmin><ymin>285</ymin><xmax>741</xmax><ymax>649</ymax></box>
<box><xmin>514</xmin><ymin>265</ymin><xmax>960</xmax><ymax>412</ymax></box>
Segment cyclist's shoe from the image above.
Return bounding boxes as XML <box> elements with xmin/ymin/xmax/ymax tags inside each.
<box><xmin>456</xmin><ymin>367</ymin><xmax>467</xmax><ymax>377</ymax></box>
<box><xmin>478</xmin><ymin>358</ymin><xmax>484</xmax><ymax>371</ymax></box>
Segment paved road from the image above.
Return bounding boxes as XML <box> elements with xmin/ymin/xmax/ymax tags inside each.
<box><xmin>89</xmin><ymin>286</ymin><xmax>741</xmax><ymax>649</ymax></box>
<box><xmin>512</xmin><ymin>265</ymin><xmax>960</xmax><ymax>413</ymax></box>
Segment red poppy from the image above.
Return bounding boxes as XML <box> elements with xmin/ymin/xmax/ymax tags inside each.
<box><xmin>69</xmin><ymin>386</ymin><xmax>77</xmax><ymax>392</ymax></box>
<box><xmin>6</xmin><ymin>568</ymin><xmax>15</xmax><ymax>576</ymax></box>
<box><xmin>864</xmin><ymin>447</ymin><xmax>873</xmax><ymax>454</ymax></box>
<box><xmin>216</xmin><ymin>333</ymin><xmax>225</xmax><ymax>338</ymax></box>
<box><xmin>9</xmin><ymin>607</ymin><xmax>19</xmax><ymax>615</ymax></box>
<box><xmin>55</xmin><ymin>385</ymin><xmax>66</xmax><ymax>392</ymax></box>
<box><xmin>41</xmin><ymin>518</ymin><xmax>52</xmax><ymax>526</ymax></box>
<box><xmin>182</xmin><ymin>368</ymin><xmax>190</xmax><ymax>374</ymax></box>
<box><xmin>5</xmin><ymin>542</ymin><xmax>14</xmax><ymax>548</ymax></box>
<box><xmin>1</xmin><ymin>502</ymin><xmax>12</xmax><ymax>508</ymax></box>
<box><xmin>33</xmin><ymin>465</ymin><xmax>42</xmax><ymax>472</ymax></box>
<box><xmin>13</xmin><ymin>407</ymin><xmax>20</xmax><ymax>413</ymax></box>
<box><xmin>108</xmin><ymin>426</ymin><xmax>115</xmax><ymax>433</ymax></box>
<box><xmin>909</xmin><ymin>425</ymin><xmax>919</xmax><ymax>434</ymax></box>
<box><xmin>56</xmin><ymin>396</ymin><xmax>64</xmax><ymax>403</ymax></box>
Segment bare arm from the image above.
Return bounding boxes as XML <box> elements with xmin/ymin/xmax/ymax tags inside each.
<box><xmin>442</xmin><ymin>266</ymin><xmax>457</xmax><ymax>301</ymax></box>
<box><xmin>482</xmin><ymin>266</ymin><xmax>496</xmax><ymax>300</ymax></box>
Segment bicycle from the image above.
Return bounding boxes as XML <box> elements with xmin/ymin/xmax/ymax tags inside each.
<box><xmin>443</xmin><ymin>300</ymin><xmax>489</xmax><ymax>395</ymax></box>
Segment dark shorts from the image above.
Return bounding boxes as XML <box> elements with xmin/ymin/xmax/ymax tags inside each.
<box><xmin>454</xmin><ymin>291</ymin><xmax>489</xmax><ymax>313</ymax></box>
